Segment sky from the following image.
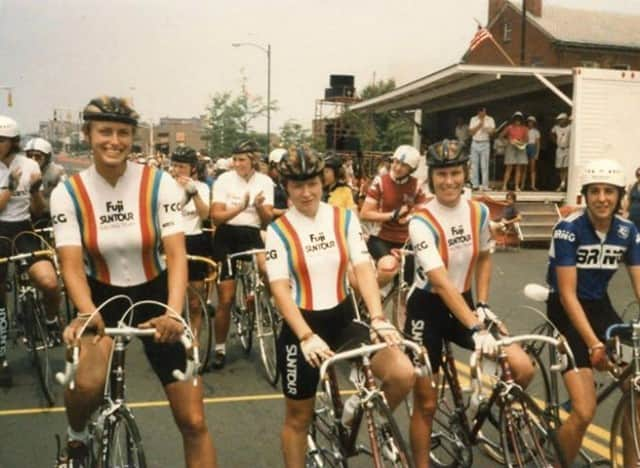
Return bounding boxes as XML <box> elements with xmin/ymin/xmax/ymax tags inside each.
<box><xmin>2</xmin><ymin>0</ymin><xmax>640</xmax><ymax>134</ymax></box>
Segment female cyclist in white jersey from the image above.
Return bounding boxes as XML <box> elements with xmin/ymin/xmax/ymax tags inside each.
<box><xmin>265</xmin><ymin>146</ymin><xmax>415</xmax><ymax>467</ymax></box>
<box><xmin>405</xmin><ymin>140</ymin><xmax>533</xmax><ymax>468</ymax></box>
<box><xmin>50</xmin><ymin>96</ymin><xmax>217</xmax><ymax>467</ymax></box>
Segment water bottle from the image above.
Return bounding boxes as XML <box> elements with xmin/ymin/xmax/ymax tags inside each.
<box><xmin>341</xmin><ymin>394</ymin><xmax>360</xmax><ymax>427</ymax></box>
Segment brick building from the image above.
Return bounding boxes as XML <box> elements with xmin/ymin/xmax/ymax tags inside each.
<box><xmin>465</xmin><ymin>0</ymin><xmax>640</xmax><ymax>69</ymax></box>
<box><xmin>153</xmin><ymin>116</ymin><xmax>207</xmax><ymax>155</ymax></box>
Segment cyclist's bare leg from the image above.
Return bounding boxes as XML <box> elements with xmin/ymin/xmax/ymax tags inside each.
<box><xmin>165</xmin><ymin>378</ymin><xmax>217</xmax><ymax>468</ymax></box>
<box><xmin>557</xmin><ymin>368</ymin><xmax>597</xmax><ymax>464</ymax></box>
<box><xmin>28</xmin><ymin>259</ymin><xmax>61</xmax><ymax>322</ymax></box>
<box><xmin>503</xmin><ymin>343</ymin><xmax>535</xmax><ymax>387</ymax></box>
<box><xmin>188</xmin><ymin>279</ymin><xmax>205</xmax><ymax>336</ymax></box>
<box><xmin>371</xmin><ymin>347</ymin><xmax>415</xmax><ymax>408</ymax></box>
<box><xmin>64</xmin><ymin>336</ymin><xmax>111</xmax><ymax>432</ymax></box>
<box><xmin>409</xmin><ymin>374</ymin><xmax>438</xmax><ymax>468</ymax></box>
<box><xmin>281</xmin><ymin>397</ymin><xmax>314</xmax><ymax>468</ymax></box>
<box><xmin>377</xmin><ymin>255</ymin><xmax>399</xmax><ymax>289</ymax></box>
<box><xmin>213</xmin><ymin>279</ymin><xmax>235</xmax><ymax>347</ymax></box>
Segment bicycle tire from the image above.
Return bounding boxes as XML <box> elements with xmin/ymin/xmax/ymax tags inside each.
<box><xmin>256</xmin><ymin>290</ymin><xmax>280</xmax><ymax>386</ymax></box>
<box><xmin>101</xmin><ymin>407</ymin><xmax>147</xmax><ymax>468</ymax></box>
<box><xmin>365</xmin><ymin>394</ymin><xmax>413</xmax><ymax>467</ymax></box>
<box><xmin>429</xmin><ymin>371</ymin><xmax>473</xmax><ymax>468</ymax></box>
<box><xmin>23</xmin><ymin>294</ymin><xmax>55</xmax><ymax>406</ymax></box>
<box><xmin>610</xmin><ymin>387</ymin><xmax>640</xmax><ymax>468</ymax></box>
<box><xmin>232</xmin><ymin>273</ymin><xmax>254</xmax><ymax>353</ymax></box>
<box><xmin>186</xmin><ymin>284</ymin><xmax>213</xmax><ymax>373</ymax></box>
<box><xmin>499</xmin><ymin>387</ymin><xmax>564</xmax><ymax>468</ymax></box>
<box><xmin>305</xmin><ymin>393</ymin><xmax>346</xmax><ymax>468</ymax></box>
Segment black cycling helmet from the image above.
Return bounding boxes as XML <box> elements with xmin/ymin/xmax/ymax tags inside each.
<box><xmin>279</xmin><ymin>146</ymin><xmax>325</xmax><ymax>181</ymax></box>
<box><xmin>426</xmin><ymin>139</ymin><xmax>468</xmax><ymax>168</ymax></box>
<box><xmin>171</xmin><ymin>146</ymin><xmax>197</xmax><ymax>165</ymax></box>
<box><xmin>231</xmin><ymin>140</ymin><xmax>260</xmax><ymax>155</ymax></box>
<box><xmin>323</xmin><ymin>152</ymin><xmax>342</xmax><ymax>171</ymax></box>
<box><xmin>82</xmin><ymin>96</ymin><xmax>139</xmax><ymax>126</ymax></box>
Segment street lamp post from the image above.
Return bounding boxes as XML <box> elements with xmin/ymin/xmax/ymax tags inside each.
<box><xmin>232</xmin><ymin>42</ymin><xmax>272</xmax><ymax>155</ymax></box>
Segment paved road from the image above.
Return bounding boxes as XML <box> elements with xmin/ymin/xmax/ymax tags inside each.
<box><xmin>0</xmin><ymin>248</ymin><xmax>636</xmax><ymax>467</ymax></box>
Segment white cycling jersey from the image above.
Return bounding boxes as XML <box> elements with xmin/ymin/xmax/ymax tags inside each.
<box><xmin>409</xmin><ymin>198</ymin><xmax>491</xmax><ymax>293</ymax></box>
<box><xmin>0</xmin><ymin>154</ymin><xmax>41</xmax><ymax>222</ymax></box>
<box><xmin>212</xmin><ymin>170</ymin><xmax>274</xmax><ymax>228</ymax></box>
<box><xmin>182</xmin><ymin>180</ymin><xmax>210</xmax><ymax>235</ymax></box>
<box><xmin>265</xmin><ymin>202</ymin><xmax>370</xmax><ymax>311</ymax></box>
<box><xmin>50</xmin><ymin>162</ymin><xmax>183</xmax><ymax>286</ymax></box>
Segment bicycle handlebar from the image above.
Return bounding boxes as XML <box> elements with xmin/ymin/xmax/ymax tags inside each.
<box><xmin>606</xmin><ymin>322</ymin><xmax>638</xmax><ymax>340</ymax></box>
<box><xmin>55</xmin><ymin>326</ymin><xmax>200</xmax><ymax>388</ymax></box>
<box><xmin>498</xmin><ymin>333</ymin><xmax>577</xmax><ymax>372</ymax></box>
<box><xmin>33</xmin><ymin>227</ymin><xmax>53</xmax><ymax>234</ymax></box>
<box><xmin>0</xmin><ymin>249</ymin><xmax>53</xmax><ymax>265</ymax></box>
<box><xmin>318</xmin><ymin>339</ymin><xmax>432</xmax><ymax>383</ymax></box>
<box><xmin>185</xmin><ymin>254</ymin><xmax>218</xmax><ymax>271</ymax></box>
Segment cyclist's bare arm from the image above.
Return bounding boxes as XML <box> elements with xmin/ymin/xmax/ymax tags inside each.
<box><xmin>627</xmin><ymin>265</ymin><xmax>640</xmax><ymax>303</ymax></box>
<box><xmin>191</xmin><ymin>191</ymin><xmax>210</xmax><ymax>220</ymax></box>
<box><xmin>58</xmin><ymin>245</ymin><xmax>98</xmax><ymax>318</ymax></box>
<box><xmin>353</xmin><ymin>261</ymin><xmax>385</xmax><ymax>320</ymax></box>
<box><xmin>556</xmin><ymin>265</ymin><xmax>600</xmax><ymax>348</ymax></box>
<box><xmin>210</xmin><ymin>200</ymin><xmax>247</xmax><ymax>226</ymax></box>
<box><xmin>475</xmin><ymin>250</ymin><xmax>492</xmax><ymax>304</ymax></box>
<box><xmin>359</xmin><ymin>199</ymin><xmax>395</xmax><ymax>223</ymax></box>
<box><xmin>162</xmin><ymin>232</ymin><xmax>188</xmax><ymax>318</ymax></box>
<box><xmin>269</xmin><ymin>278</ymin><xmax>313</xmax><ymax>341</ymax></box>
<box><xmin>427</xmin><ymin>266</ymin><xmax>481</xmax><ymax>329</ymax></box>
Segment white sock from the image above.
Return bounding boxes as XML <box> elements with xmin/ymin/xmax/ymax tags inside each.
<box><xmin>215</xmin><ymin>343</ymin><xmax>226</xmax><ymax>354</ymax></box>
<box><xmin>67</xmin><ymin>426</ymin><xmax>89</xmax><ymax>443</ymax></box>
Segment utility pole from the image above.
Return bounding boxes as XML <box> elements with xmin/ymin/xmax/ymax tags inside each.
<box><xmin>520</xmin><ymin>0</ymin><xmax>527</xmax><ymax>65</ymax></box>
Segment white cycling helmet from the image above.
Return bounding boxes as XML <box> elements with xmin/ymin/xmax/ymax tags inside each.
<box><xmin>0</xmin><ymin>115</ymin><xmax>19</xmax><ymax>138</ymax></box>
<box><xmin>391</xmin><ymin>145</ymin><xmax>421</xmax><ymax>171</ymax></box>
<box><xmin>268</xmin><ymin>148</ymin><xmax>288</xmax><ymax>165</ymax></box>
<box><xmin>581</xmin><ymin>159</ymin><xmax>626</xmax><ymax>189</ymax></box>
<box><xmin>25</xmin><ymin>137</ymin><xmax>53</xmax><ymax>155</ymax></box>
<box><xmin>215</xmin><ymin>157</ymin><xmax>231</xmax><ymax>172</ymax></box>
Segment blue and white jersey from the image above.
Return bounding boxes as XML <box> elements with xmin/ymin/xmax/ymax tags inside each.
<box><xmin>546</xmin><ymin>209</ymin><xmax>640</xmax><ymax>300</ymax></box>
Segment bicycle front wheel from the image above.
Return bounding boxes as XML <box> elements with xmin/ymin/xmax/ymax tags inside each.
<box><xmin>364</xmin><ymin>394</ymin><xmax>413</xmax><ymax>467</ymax></box>
<box><xmin>256</xmin><ymin>291</ymin><xmax>280</xmax><ymax>386</ymax></box>
<box><xmin>306</xmin><ymin>393</ymin><xmax>346</xmax><ymax>468</ymax></box>
<box><xmin>232</xmin><ymin>274</ymin><xmax>254</xmax><ymax>353</ymax></box>
<box><xmin>23</xmin><ymin>295</ymin><xmax>55</xmax><ymax>406</ymax></box>
<box><xmin>430</xmin><ymin>372</ymin><xmax>473</xmax><ymax>468</ymax></box>
<box><xmin>610</xmin><ymin>388</ymin><xmax>640</xmax><ymax>468</ymax></box>
<box><xmin>101</xmin><ymin>407</ymin><xmax>147</xmax><ymax>468</ymax></box>
<box><xmin>186</xmin><ymin>284</ymin><xmax>212</xmax><ymax>372</ymax></box>
<box><xmin>499</xmin><ymin>387</ymin><xmax>564</xmax><ymax>468</ymax></box>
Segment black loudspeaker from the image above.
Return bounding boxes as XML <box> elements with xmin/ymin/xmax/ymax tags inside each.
<box><xmin>330</xmin><ymin>75</ymin><xmax>355</xmax><ymax>88</ymax></box>
<box><xmin>324</xmin><ymin>86</ymin><xmax>355</xmax><ymax>100</ymax></box>
<box><xmin>338</xmin><ymin>136</ymin><xmax>360</xmax><ymax>151</ymax></box>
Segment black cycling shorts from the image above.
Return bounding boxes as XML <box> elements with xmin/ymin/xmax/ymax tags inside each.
<box><xmin>366</xmin><ymin>235</ymin><xmax>414</xmax><ymax>284</ymax></box>
<box><xmin>212</xmin><ymin>224</ymin><xmax>264</xmax><ymax>281</ymax></box>
<box><xmin>547</xmin><ymin>292</ymin><xmax>622</xmax><ymax>370</ymax></box>
<box><xmin>404</xmin><ymin>289</ymin><xmax>475</xmax><ymax>373</ymax></box>
<box><xmin>0</xmin><ymin>219</ymin><xmax>52</xmax><ymax>280</ymax></box>
<box><xmin>87</xmin><ymin>271</ymin><xmax>186</xmax><ymax>386</ymax></box>
<box><xmin>186</xmin><ymin>233</ymin><xmax>210</xmax><ymax>282</ymax></box>
<box><xmin>277</xmin><ymin>298</ymin><xmax>370</xmax><ymax>400</ymax></box>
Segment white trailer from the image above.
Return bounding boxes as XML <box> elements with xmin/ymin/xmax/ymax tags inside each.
<box><xmin>567</xmin><ymin>67</ymin><xmax>640</xmax><ymax>204</ymax></box>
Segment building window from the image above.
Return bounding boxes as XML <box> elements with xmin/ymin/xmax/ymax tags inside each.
<box><xmin>503</xmin><ymin>22</ymin><xmax>512</xmax><ymax>43</ymax></box>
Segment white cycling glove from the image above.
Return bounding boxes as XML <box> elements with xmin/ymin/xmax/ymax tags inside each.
<box><xmin>184</xmin><ymin>179</ymin><xmax>198</xmax><ymax>196</ymax></box>
<box><xmin>370</xmin><ymin>318</ymin><xmax>402</xmax><ymax>346</ymax></box>
<box><xmin>300</xmin><ymin>334</ymin><xmax>333</xmax><ymax>367</ymax></box>
<box><xmin>475</xmin><ymin>303</ymin><xmax>499</xmax><ymax>324</ymax></box>
<box><xmin>472</xmin><ymin>330</ymin><xmax>499</xmax><ymax>356</ymax></box>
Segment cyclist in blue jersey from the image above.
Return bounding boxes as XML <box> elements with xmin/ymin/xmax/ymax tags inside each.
<box><xmin>547</xmin><ymin>159</ymin><xmax>640</xmax><ymax>464</ymax></box>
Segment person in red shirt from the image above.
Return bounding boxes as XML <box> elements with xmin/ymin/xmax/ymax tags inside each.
<box><xmin>360</xmin><ymin>145</ymin><xmax>427</xmax><ymax>287</ymax></box>
<box><xmin>500</xmin><ymin>111</ymin><xmax>528</xmax><ymax>192</ymax></box>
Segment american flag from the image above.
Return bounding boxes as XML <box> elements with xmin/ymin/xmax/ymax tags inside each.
<box><xmin>469</xmin><ymin>26</ymin><xmax>492</xmax><ymax>51</ymax></box>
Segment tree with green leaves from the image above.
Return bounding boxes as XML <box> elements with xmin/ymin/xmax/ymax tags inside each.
<box><xmin>279</xmin><ymin>119</ymin><xmax>311</xmax><ymax>147</ymax></box>
<box><xmin>341</xmin><ymin>78</ymin><xmax>413</xmax><ymax>152</ymax></box>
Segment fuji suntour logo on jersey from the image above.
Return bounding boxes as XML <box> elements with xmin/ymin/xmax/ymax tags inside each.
<box><xmin>576</xmin><ymin>244</ymin><xmax>625</xmax><ymax>269</ymax></box>
<box><xmin>448</xmin><ymin>224</ymin><xmax>471</xmax><ymax>247</ymax></box>
<box><xmin>305</xmin><ymin>232</ymin><xmax>336</xmax><ymax>253</ymax></box>
<box><xmin>100</xmin><ymin>200</ymin><xmax>134</xmax><ymax>225</ymax></box>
